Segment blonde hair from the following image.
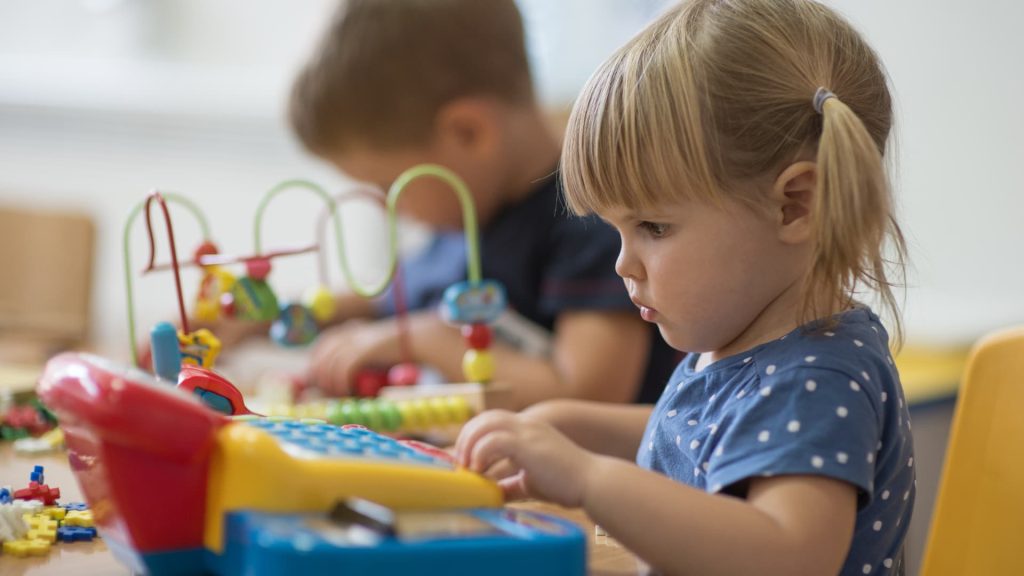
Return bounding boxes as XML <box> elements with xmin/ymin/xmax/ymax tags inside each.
<box><xmin>562</xmin><ymin>0</ymin><xmax>907</xmax><ymax>341</ymax></box>
<box><xmin>290</xmin><ymin>0</ymin><xmax>533</xmax><ymax>155</ymax></box>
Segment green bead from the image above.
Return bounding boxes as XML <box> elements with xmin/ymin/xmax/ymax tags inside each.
<box><xmin>325</xmin><ymin>401</ymin><xmax>347</xmax><ymax>425</ymax></box>
<box><xmin>359</xmin><ymin>400</ymin><xmax>383</xmax><ymax>431</ymax></box>
<box><xmin>378</xmin><ymin>401</ymin><xmax>402</xmax><ymax>431</ymax></box>
<box><xmin>340</xmin><ymin>401</ymin><xmax>363</xmax><ymax>426</ymax></box>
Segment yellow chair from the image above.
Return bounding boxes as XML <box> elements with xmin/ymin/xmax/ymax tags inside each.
<box><xmin>920</xmin><ymin>326</ymin><xmax>1024</xmax><ymax>576</ymax></box>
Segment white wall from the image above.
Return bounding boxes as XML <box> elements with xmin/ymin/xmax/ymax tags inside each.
<box><xmin>0</xmin><ymin>0</ymin><xmax>1021</xmax><ymax>360</ymax></box>
<box><xmin>825</xmin><ymin>0</ymin><xmax>1024</xmax><ymax>343</ymax></box>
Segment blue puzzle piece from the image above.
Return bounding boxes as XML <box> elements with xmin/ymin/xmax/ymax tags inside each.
<box><xmin>0</xmin><ymin>488</ymin><xmax>11</xmax><ymax>504</ymax></box>
<box><xmin>61</xmin><ymin>502</ymin><xmax>89</xmax><ymax>511</ymax></box>
<box><xmin>30</xmin><ymin>465</ymin><xmax>45</xmax><ymax>484</ymax></box>
<box><xmin>58</xmin><ymin>526</ymin><xmax>98</xmax><ymax>542</ymax></box>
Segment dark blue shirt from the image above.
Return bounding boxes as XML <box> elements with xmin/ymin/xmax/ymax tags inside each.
<box><xmin>637</xmin><ymin>307</ymin><xmax>915</xmax><ymax>575</ymax></box>
<box><xmin>381</xmin><ymin>173</ymin><xmax>676</xmax><ymax>403</ymax></box>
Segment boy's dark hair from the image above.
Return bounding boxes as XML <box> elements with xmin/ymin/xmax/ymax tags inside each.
<box><xmin>290</xmin><ymin>0</ymin><xmax>534</xmax><ymax>155</ymax></box>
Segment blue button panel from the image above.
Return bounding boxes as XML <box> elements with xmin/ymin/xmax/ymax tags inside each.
<box><xmin>241</xmin><ymin>420</ymin><xmax>451</xmax><ymax>469</ymax></box>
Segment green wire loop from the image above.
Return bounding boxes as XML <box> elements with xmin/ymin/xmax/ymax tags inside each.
<box><xmin>123</xmin><ymin>192</ymin><xmax>212</xmax><ymax>367</ymax></box>
<box><xmin>389</xmin><ymin>164</ymin><xmax>482</xmax><ymax>284</ymax></box>
<box><xmin>253</xmin><ymin>164</ymin><xmax>481</xmax><ymax>299</ymax></box>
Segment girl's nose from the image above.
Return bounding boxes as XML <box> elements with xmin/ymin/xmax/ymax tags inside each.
<box><xmin>615</xmin><ymin>242</ymin><xmax>644</xmax><ymax>281</ymax></box>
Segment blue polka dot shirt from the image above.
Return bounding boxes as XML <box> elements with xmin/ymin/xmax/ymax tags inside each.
<box><xmin>636</xmin><ymin>307</ymin><xmax>915</xmax><ymax>575</ymax></box>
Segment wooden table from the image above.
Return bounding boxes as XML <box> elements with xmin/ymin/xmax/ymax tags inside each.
<box><xmin>0</xmin><ymin>444</ymin><xmax>648</xmax><ymax>575</ymax></box>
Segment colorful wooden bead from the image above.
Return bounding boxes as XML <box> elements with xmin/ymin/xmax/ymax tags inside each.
<box><xmin>461</xmin><ymin>324</ymin><xmax>492</xmax><ymax>350</ymax></box>
<box><xmin>231</xmin><ymin>277</ymin><xmax>279</xmax><ymax>322</ymax></box>
<box><xmin>440</xmin><ymin>280</ymin><xmax>507</xmax><ymax>325</ymax></box>
<box><xmin>386</xmin><ymin>363</ymin><xmax>419</xmax><ymax>387</ymax></box>
<box><xmin>462</xmin><ymin>349</ymin><xmax>495</xmax><ymax>383</ymax></box>
<box><xmin>270</xmin><ymin>303</ymin><xmax>318</xmax><ymax>347</ymax></box>
<box><xmin>304</xmin><ymin>285</ymin><xmax>336</xmax><ymax>323</ymax></box>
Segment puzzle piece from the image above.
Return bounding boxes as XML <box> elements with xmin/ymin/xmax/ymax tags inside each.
<box><xmin>42</xmin><ymin>506</ymin><xmax>66</xmax><ymax>521</ymax></box>
<box><xmin>64</xmin><ymin>509</ymin><xmax>94</xmax><ymax>528</ymax></box>
<box><xmin>2</xmin><ymin>537</ymin><xmax>51</xmax><ymax>557</ymax></box>
<box><xmin>61</xmin><ymin>502</ymin><xmax>89</xmax><ymax>511</ymax></box>
<box><xmin>13</xmin><ymin>481</ymin><xmax>60</xmax><ymax>506</ymax></box>
<box><xmin>0</xmin><ymin>503</ymin><xmax>29</xmax><ymax>542</ymax></box>
<box><xmin>57</xmin><ymin>525</ymin><xmax>98</xmax><ymax>542</ymax></box>
<box><xmin>23</xmin><ymin>513</ymin><xmax>58</xmax><ymax>543</ymax></box>
<box><xmin>14</xmin><ymin>430</ymin><xmax>65</xmax><ymax>454</ymax></box>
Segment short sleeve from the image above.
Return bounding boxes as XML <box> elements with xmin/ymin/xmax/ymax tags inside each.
<box><xmin>376</xmin><ymin>232</ymin><xmax>466</xmax><ymax>316</ymax></box>
<box><xmin>707</xmin><ymin>363</ymin><xmax>882</xmax><ymax>504</ymax></box>
<box><xmin>537</xmin><ymin>214</ymin><xmax>632</xmax><ymax>316</ymax></box>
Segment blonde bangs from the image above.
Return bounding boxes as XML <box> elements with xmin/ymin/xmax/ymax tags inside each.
<box><xmin>562</xmin><ymin>9</ymin><xmax>721</xmax><ymax>216</ymax></box>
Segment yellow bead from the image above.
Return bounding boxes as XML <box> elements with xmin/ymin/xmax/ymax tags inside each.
<box><xmin>427</xmin><ymin>398</ymin><xmax>450</xmax><ymax>425</ymax></box>
<box><xmin>194</xmin><ymin>299</ymin><xmax>220</xmax><ymax>322</ymax></box>
<box><xmin>397</xmin><ymin>400</ymin><xmax>420</xmax><ymax>429</ymax></box>
<box><xmin>446</xmin><ymin>396</ymin><xmax>472</xmax><ymax>424</ymax></box>
<box><xmin>304</xmin><ymin>285</ymin><xmax>336</xmax><ymax>323</ymax></box>
<box><xmin>410</xmin><ymin>399</ymin><xmax>432</xmax><ymax>426</ymax></box>
<box><xmin>462</xmin><ymin>349</ymin><xmax>495</xmax><ymax>382</ymax></box>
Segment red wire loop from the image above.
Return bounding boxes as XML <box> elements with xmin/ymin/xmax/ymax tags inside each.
<box><xmin>142</xmin><ymin>192</ymin><xmax>191</xmax><ymax>334</ymax></box>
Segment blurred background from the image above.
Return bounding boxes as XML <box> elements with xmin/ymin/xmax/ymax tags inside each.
<box><xmin>0</xmin><ymin>2</ymin><xmax>1020</xmax><ymax>573</ymax></box>
<box><xmin>1</xmin><ymin>0</ymin><xmax>1021</xmax><ymax>359</ymax></box>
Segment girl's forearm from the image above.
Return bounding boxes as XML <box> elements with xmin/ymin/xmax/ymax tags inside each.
<box><xmin>405</xmin><ymin>313</ymin><xmax>631</xmax><ymax>410</ymax></box>
<box><xmin>523</xmin><ymin>400</ymin><xmax>650</xmax><ymax>459</ymax></box>
<box><xmin>581</xmin><ymin>457</ymin><xmax>850</xmax><ymax>576</ymax></box>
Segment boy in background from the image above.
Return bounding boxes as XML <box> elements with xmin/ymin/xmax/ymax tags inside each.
<box><xmin>290</xmin><ymin>0</ymin><xmax>677</xmax><ymax>409</ymax></box>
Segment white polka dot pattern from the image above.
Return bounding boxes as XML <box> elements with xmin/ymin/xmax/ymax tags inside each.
<box><xmin>635</xmin><ymin>308</ymin><xmax>915</xmax><ymax>576</ymax></box>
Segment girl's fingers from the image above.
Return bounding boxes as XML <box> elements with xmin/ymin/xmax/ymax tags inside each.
<box><xmin>483</xmin><ymin>457</ymin><xmax>519</xmax><ymax>481</ymax></box>
<box><xmin>498</xmin><ymin>473</ymin><xmax>530</xmax><ymax>501</ymax></box>
<box><xmin>468</xmin><ymin>428</ymin><xmax>516</xmax><ymax>474</ymax></box>
<box><xmin>455</xmin><ymin>410</ymin><xmax>516</xmax><ymax>466</ymax></box>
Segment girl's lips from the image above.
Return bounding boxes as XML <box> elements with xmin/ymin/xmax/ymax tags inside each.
<box><xmin>640</xmin><ymin>306</ymin><xmax>657</xmax><ymax>322</ymax></box>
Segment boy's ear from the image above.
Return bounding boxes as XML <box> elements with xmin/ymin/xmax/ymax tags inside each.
<box><xmin>770</xmin><ymin>161</ymin><xmax>817</xmax><ymax>245</ymax></box>
<box><xmin>433</xmin><ymin>98</ymin><xmax>500</xmax><ymax>158</ymax></box>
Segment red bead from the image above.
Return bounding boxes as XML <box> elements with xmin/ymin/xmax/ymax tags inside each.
<box><xmin>461</xmin><ymin>324</ymin><xmax>492</xmax><ymax>350</ymax></box>
<box><xmin>245</xmin><ymin>257</ymin><xmax>272</xmax><ymax>281</ymax></box>
<box><xmin>387</xmin><ymin>363</ymin><xmax>419</xmax><ymax>387</ymax></box>
<box><xmin>353</xmin><ymin>368</ymin><xmax>388</xmax><ymax>398</ymax></box>
<box><xmin>193</xmin><ymin>241</ymin><xmax>219</xmax><ymax>265</ymax></box>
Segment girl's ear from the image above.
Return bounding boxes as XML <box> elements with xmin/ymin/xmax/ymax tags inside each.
<box><xmin>771</xmin><ymin>161</ymin><xmax>817</xmax><ymax>245</ymax></box>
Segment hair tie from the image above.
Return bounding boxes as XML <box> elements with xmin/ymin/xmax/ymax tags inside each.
<box><xmin>813</xmin><ymin>87</ymin><xmax>836</xmax><ymax>115</ymax></box>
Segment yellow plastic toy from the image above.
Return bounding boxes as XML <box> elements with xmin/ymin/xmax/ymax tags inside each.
<box><xmin>203</xmin><ymin>419</ymin><xmax>502</xmax><ymax>552</ymax></box>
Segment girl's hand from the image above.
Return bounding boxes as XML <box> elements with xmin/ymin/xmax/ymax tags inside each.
<box><xmin>307</xmin><ymin>319</ymin><xmax>399</xmax><ymax>395</ymax></box>
<box><xmin>455</xmin><ymin>409</ymin><xmax>598</xmax><ymax>507</ymax></box>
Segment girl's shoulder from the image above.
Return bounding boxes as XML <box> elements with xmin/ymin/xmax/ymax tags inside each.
<box><xmin>738</xmin><ymin>307</ymin><xmax>900</xmax><ymax>414</ymax></box>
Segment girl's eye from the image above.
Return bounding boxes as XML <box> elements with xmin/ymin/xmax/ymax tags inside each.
<box><xmin>639</xmin><ymin>221</ymin><xmax>670</xmax><ymax>238</ymax></box>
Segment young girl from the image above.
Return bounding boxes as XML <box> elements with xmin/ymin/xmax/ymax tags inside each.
<box><xmin>455</xmin><ymin>0</ymin><xmax>914</xmax><ymax>574</ymax></box>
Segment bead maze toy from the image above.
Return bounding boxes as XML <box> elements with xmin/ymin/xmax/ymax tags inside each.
<box><xmin>126</xmin><ymin>166</ymin><xmax>505</xmax><ymax>412</ymax></box>
<box><xmin>32</xmin><ymin>165</ymin><xmax>584</xmax><ymax>574</ymax></box>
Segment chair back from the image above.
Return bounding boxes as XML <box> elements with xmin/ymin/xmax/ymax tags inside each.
<box><xmin>920</xmin><ymin>326</ymin><xmax>1024</xmax><ymax>575</ymax></box>
<box><xmin>0</xmin><ymin>206</ymin><xmax>94</xmax><ymax>360</ymax></box>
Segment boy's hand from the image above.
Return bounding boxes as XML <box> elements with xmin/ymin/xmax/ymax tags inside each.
<box><xmin>455</xmin><ymin>410</ymin><xmax>597</xmax><ymax>507</ymax></box>
<box><xmin>308</xmin><ymin>318</ymin><xmax>400</xmax><ymax>395</ymax></box>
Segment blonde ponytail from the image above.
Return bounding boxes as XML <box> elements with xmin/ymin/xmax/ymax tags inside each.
<box><xmin>815</xmin><ymin>95</ymin><xmax>907</xmax><ymax>345</ymax></box>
